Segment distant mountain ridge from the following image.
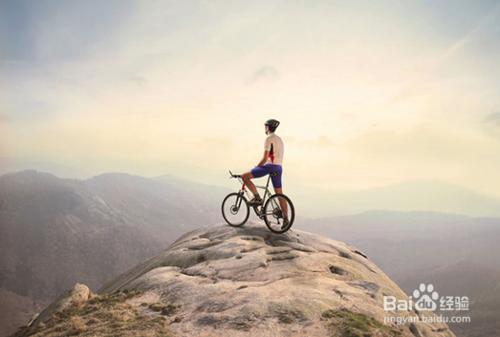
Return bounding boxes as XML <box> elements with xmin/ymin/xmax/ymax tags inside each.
<box><xmin>4</xmin><ymin>157</ymin><xmax>500</xmax><ymax>218</ymax></box>
<box><xmin>1</xmin><ymin>170</ymin><xmax>499</xmax><ymax>337</ymax></box>
<box><xmin>296</xmin><ymin>180</ymin><xmax>500</xmax><ymax>217</ymax></box>
<box><xmin>0</xmin><ymin>170</ymin><xmax>230</xmax><ymax>337</ymax></box>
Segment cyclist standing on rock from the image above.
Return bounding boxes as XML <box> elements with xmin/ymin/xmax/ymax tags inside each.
<box><xmin>242</xmin><ymin>119</ymin><xmax>289</xmax><ymax>228</ymax></box>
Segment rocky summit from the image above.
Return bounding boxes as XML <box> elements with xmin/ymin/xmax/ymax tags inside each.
<box><xmin>16</xmin><ymin>222</ymin><xmax>456</xmax><ymax>337</ymax></box>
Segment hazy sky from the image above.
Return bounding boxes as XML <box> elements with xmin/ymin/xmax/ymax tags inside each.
<box><xmin>2</xmin><ymin>0</ymin><xmax>500</xmax><ymax>196</ymax></box>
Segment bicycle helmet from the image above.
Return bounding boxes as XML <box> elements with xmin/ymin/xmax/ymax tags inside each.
<box><xmin>264</xmin><ymin>119</ymin><xmax>280</xmax><ymax>132</ymax></box>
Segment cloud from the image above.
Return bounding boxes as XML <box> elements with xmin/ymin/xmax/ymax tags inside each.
<box><xmin>1</xmin><ymin>96</ymin><xmax>53</xmax><ymax>124</ymax></box>
<box><xmin>129</xmin><ymin>75</ymin><xmax>148</xmax><ymax>87</ymax></box>
<box><xmin>437</xmin><ymin>2</ymin><xmax>500</xmax><ymax>63</ymax></box>
<box><xmin>245</xmin><ymin>66</ymin><xmax>280</xmax><ymax>85</ymax></box>
<box><xmin>0</xmin><ymin>0</ymin><xmax>134</xmax><ymax>63</ymax></box>
<box><xmin>3</xmin><ymin>1</ymin><xmax>500</xmax><ymax>199</ymax></box>
<box><xmin>483</xmin><ymin>112</ymin><xmax>500</xmax><ymax>126</ymax></box>
<box><xmin>294</xmin><ymin>135</ymin><xmax>336</xmax><ymax>148</ymax></box>
<box><xmin>481</xmin><ymin>112</ymin><xmax>500</xmax><ymax>140</ymax></box>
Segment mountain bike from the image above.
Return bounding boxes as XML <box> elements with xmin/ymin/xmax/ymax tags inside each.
<box><xmin>221</xmin><ymin>170</ymin><xmax>295</xmax><ymax>233</ymax></box>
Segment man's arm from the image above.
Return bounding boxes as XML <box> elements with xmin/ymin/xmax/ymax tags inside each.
<box><xmin>257</xmin><ymin>150</ymin><xmax>269</xmax><ymax>167</ymax></box>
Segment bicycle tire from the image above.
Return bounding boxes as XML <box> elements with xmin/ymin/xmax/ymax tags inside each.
<box><xmin>263</xmin><ymin>193</ymin><xmax>295</xmax><ymax>233</ymax></box>
<box><xmin>221</xmin><ymin>192</ymin><xmax>250</xmax><ymax>227</ymax></box>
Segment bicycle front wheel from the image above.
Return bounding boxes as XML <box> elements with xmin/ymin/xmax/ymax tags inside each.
<box><xmin>263</xmin><ymin>193</ymin><xmax>295</xmax><ymax>233</ymax></box>
<box><xmin>221</xmin><ymin>192</ymin><xmax>250</xmax><ymax>227</ymax></box>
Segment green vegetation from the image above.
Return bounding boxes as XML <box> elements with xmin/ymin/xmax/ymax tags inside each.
<box><xmin>321</xmin><ymin>308</ymin><xmax>401</xmax><ymax>337</ymax></box>
<box><xmin>14</xmin><ymin>290</ymin><xmax>174</xmax><ymax>337</ymax></box>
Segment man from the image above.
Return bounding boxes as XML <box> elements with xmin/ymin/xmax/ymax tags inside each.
<box><xmin>242</xmin><ymin>119</ymin><xmax>289</xmax><ymax>228</ymax></box>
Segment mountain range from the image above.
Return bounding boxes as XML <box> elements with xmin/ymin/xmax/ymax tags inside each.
<box><xmin>4</xmin><ymin>157</ymin><xmax>500</xmax><ymax>218</ymax></box>
<box><xmin>1</xmin><ymin>170</ymin><xmax>499</xmax><ymax>337</ymax></box>
<box><xmin>0</xmin><ymin>170</ymin><xmax>228</xmax><ymax>336</ymax></box>
<box><xmin>294</xmin><ymin>180</ymin><xmax>500</xmax><ymax>217</ymax></box>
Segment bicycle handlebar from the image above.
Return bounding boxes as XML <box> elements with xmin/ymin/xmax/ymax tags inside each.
<box><xmin>229</xmin><ymin>170</ymin><xmax>242</xmax><ymax>178</ymax></box>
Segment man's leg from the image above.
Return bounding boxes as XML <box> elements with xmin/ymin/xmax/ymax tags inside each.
<box><xmin>244</xmin><ymin>166</ymin><xmax>269</xmax><ymax>205</ymax></box>
<box><xmin>274</xmin><ymin>187</ymin><xmax>289</xmax><ymax>220</ymax></box>
<box><xmin>242</xmin><ymin>172</ymin><xmax>259</xmax><ymax>197</ymax></box>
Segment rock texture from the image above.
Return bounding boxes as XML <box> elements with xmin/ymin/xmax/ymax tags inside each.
<box><xmin>19</xmin><ymin>223</ymin><xmax>456</xmax><ymax>337</ymax></box>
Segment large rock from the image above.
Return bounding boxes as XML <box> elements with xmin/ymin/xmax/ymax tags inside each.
<box><xmin>21</xmin><ymin>223</ymin><xmax>456</xmax><ymax>337</ymax></box>
<box><xmin>29</xmin><ymin>283</ymin><xmax>92</xmax><ymax>327</ymax></box>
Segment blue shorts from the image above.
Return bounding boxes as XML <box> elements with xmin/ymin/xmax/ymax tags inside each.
<box><xmin>251</xmin><ymin>164</ymin><xmax>283</xmax><ymax>188</ymax></box>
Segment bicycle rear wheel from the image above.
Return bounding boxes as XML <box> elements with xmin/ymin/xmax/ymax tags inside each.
<box><xmin>221</xmin><ymin>192</ymin><xmax>250</xmax><ymax>227</ymax></box>
<box><xmin>263</xmin><ymin>193</ymin><xmax>295</xmax><ymax>233</ymax></box>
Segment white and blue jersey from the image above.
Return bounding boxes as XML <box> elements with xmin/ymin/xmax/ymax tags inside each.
<box><xmin>251</xmin><ymin>132</ymin><xmax>284</xmax><ymax>188</ymax></box>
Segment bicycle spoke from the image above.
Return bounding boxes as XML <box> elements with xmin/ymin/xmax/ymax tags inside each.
<box><xmin>263</xmin><ymin>194</ymin><xmax>294</xmax><ymax>233</ymax></box>
<box><xmin>222</xmin><ymin>193</ymin><xmax>250</xmax><ymax>227</ymax></box>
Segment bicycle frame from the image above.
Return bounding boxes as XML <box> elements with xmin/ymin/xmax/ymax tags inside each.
<box><xmin>233</xmin><ymin>173</ymin><xmax>280</xmax><ymax>218</ymax></box>
<box><xmin>225</xmin><ymin>170</ymin><xmax>294</xmax><ymax>232</ymax></box>
<box><xmin>242</xmin><ymin>176</ymin><xmax>272</xmax><ymax>201</ymax></box>
<box><xmin>235</xmin><ymin>174</ymin><xmax>269</xmax><ymax>200</ymax></box>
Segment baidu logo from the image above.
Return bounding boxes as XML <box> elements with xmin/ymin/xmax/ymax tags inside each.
<box><xmin>412</xmin><ymin>283</ymin><xmax>439</xmax><ymax>311</ymax></box>
<box><xmin>383</xmin><ymin>282</ymin><xmax>471</xmax><ymax>325</ymax></box>
<box><xmin>383</xmin><ymin>282</ymin><xmax>469</xmax><ymax>312</ymax></box>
